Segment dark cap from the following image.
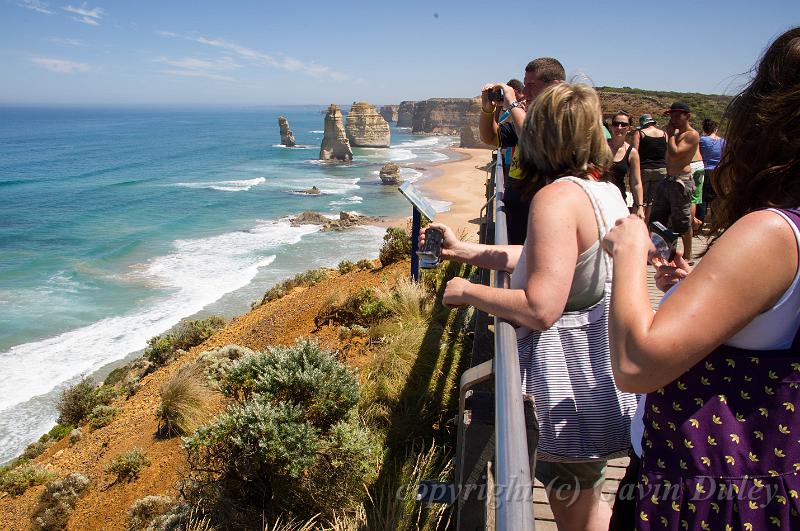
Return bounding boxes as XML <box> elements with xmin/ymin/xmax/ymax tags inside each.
<box><xmin>664</xmin><ymin>101</ymin><xmax>691</xmax><ymax>115</ymax></box>
<box><xmin>638</xmin><ymin>114</ymin><xmax>657</xmax><ymax>128</ymax></box>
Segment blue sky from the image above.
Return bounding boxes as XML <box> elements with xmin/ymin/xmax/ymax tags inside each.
<box><xmin>1</xmin><ymin>0</ymin><xmax>797</xmax><ymax>105</ymax></box>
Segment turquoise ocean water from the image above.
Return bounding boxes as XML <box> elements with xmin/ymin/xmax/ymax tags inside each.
<box><xmin>0</xmin><ymin>105</ymin><xmax>455</xmax><ymax>462</ymax></box>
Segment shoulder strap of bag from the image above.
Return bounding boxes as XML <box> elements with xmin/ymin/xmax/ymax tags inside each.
<box><xmin>557</xmin><ymin>177</ymin><xmax>613</xmax><ymax>274</ymax></box>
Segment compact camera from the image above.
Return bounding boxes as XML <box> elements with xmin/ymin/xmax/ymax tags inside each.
<box><xmin>418</xmin><ymin>227</ymin><xmax>444</xmax><ymax>269</ymax></box>
<box><xmin>650</xmin><ymin>221</ymin><xmax>678</xmax><ymax>262</ymax></box>
<box><xmin>487</xmin><ymin>88</ymin><xmax>504</xmax><ymax>103</ymax></box>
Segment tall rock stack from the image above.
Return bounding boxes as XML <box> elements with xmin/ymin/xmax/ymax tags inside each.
<box><xmin>459</xmin><ymin>97</ymin><xmax>494</xmax><ymax>149</ymax></box>
<box><xmin>397</xmin><ymin>101</ymin><xmax>416</xmax><ymax>127</ymax></box>
<box><xmin>345</xmin><ymin>102</ymin><xmax>391</xmax><ymax>147</ymax></box>
<box><xmin>319</xmin><ymin>104</ymin><xmax>353</xmax><ymax>161</ymax></box>
<box><xmin>379</xmin><ymin>105</ymin><xmax>399</xmax><ymax>123</ymax></box>
<box><xmin>278</xmin><ymin>116</ymin><xmax>296</xmax><ymax>147</ymax></box>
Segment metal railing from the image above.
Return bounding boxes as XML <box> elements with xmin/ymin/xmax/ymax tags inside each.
<box><xmin>491</xmin><ymin>151</ymin><xmax>534</xmax><ymax>529</ymax></box>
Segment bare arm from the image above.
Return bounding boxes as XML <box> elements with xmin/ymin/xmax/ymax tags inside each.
<box><xmin>627</xmin><ymin>148</ymin><xmax>644</xmax><ymax>217</ymax></box>
<box><xmin>423</xmin><ymin>222</ymin><xmax>522</xmax><ymax>272</ymax></box>
<box><xmin>603</xmin><ymin>211</ymin><xmax>797</xmax><ymax>393</ymax></box>
<box><xmin>667</xmin><ymin>128</ymin><xmax>700</xmax><ymax>159</ymax></box>
<box><xmin>444</xmin><ymin>182</ymin><xmax>587</xmax><ymax>330</ymax></box>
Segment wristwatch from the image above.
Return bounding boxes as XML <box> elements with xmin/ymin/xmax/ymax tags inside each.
<box><xmin>508</xmin><ymin>101</ymin><xmax>523</xmax><ymax>110</ymax></box>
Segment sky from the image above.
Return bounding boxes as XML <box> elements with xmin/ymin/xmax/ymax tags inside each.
<box><xmin>0</xmin><ymin>0</ymin><xmax>798</xmax><ymax>105</ymax></box>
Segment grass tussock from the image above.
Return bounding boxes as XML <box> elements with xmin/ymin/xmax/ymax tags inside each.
<box><xmin>157</xmin><ymin>365</ymin><xmax>213</xmax><ymax>438</ymax></box>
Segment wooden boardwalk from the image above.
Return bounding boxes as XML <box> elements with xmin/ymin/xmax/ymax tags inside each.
<box><xmin>532</xmin><ymin>234</ymin><xmax>710</xmax><ymax>528</ymax></box>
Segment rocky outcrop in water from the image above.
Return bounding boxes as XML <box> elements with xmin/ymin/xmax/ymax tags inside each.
<box><xmin>411</xmin><ymin>98</ymin><xmax>473</xmax><ymax>134</ymax></box>
<box><xmin>345</xmin><ymin>102</ymin><xmax>390</xmax><ymax>147</ymax></box>
<box><xmin>293</xmin><ymin>186</ymin><xmax>321</xmax><ymax>195</ymax></box>
<box><xmin>459</xmin><ymin>97</ymin><xmax>494</xmax><ymax>149</ymax></box>
<box><xmin>378</xmin><ymin>162</ymin><xmax>402</xmax><ymax>185</ymax></box>
<box><xmin>291</xmin><ymin>211</ymin><xmax>383</xmax><ymax>231</ymax></box>
<box><xmin>319</xmin><ymin>105</ymin><xmax>353</xmax><ymax>161</ymax></box>
<box><xmin>379</xmin><ymin>105</ymin><xmax>398</xmax><ymax>123</ymax></box>
<box><xmin>278</xmin><ymin>116</ymin><xmax>296</xmax><ymax>147</ymax></box>
<box><xmin>397</xmin><ymin>101</ymin><xmax>416</xmax><ymax>127</ymax></box>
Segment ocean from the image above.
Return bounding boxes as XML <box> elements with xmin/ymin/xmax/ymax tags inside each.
<box><xmin>0</xmin><ymin>105</ymin><xmax>455</xmax><ymax>463</ymax></box>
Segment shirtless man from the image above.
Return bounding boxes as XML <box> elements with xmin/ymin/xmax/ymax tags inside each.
<box><xmin>651</xmin><ymin>102</ymin><xmax>700</xmax><ymax>260</ymax></box>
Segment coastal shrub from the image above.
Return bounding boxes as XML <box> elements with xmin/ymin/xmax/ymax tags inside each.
<box><xmin>156</xmin><ymin>365</ymin><xmax>212</xmax><ymax>438</ymax></box>
<box><xmin>0</xmin><ymin>463</ymin><xmax>56</xmax><ymax>496</ymax></box>
<box><xmin>94</xmin><ymin>384</ymin><xmax>119</xmax><ymax>405</ymax></box>
<box><xmin>105</xmin><ymin>448</ymin><xmax>150</xmax><ymax>482</ymax></box>
<box><xmin>31</xmin><ymin>472</ymin><xmax>90</xmax><ymax>531</ymax></box>
<box><xmin>22</xmin><ymin>440</ymin><xmax>52</xmax><ymax>461</ymax></box>
<box><xmin>104</xmin><ymin>365</ymin><xmax>129</xmax><ymax>387</ymax></box>
<box><xmin>145</xmin><ymin>317</ymin><xmax>227</xmax><ymax>367</ymax></box>
<box><xmin>338</xmin><ymin>260</ymin><xmax>356</xmax><ymax>274</ymax></box>
<box><xmin>356</xmin><ymin>259</ymin><xmax>374</xmax><ymax>271</ymax></box>
<box><xmin>44</xmin><ymin>423</ymin><xmax>73</xmax><ymax>442</ymax></box>
<box><xmin>87</xmin><ymin>405</ymin><xmax>117</xmax><ymax>430</ymax></box>
<box><xmin>194</xmin><ymin>344</ymin><xmax>254</xmax><ymax>389</ymax></box>
<box><xmin>253</xmin><ymin>268</ymin><xmax>333</xmax><ymax>308</ymax></box>
<box><xmin>56</xmin><ymin>377</ymin><xmax>99</xmax><ymax>426</ymax></box>
<box><xmin>338</xmin><ymin>324</ymin><xmax>369</xmax><ymax>340</ymax></box>
<box><xmin>69</xmin><ymin>428</ymin><xmax>82</xmax><ymax>445</ymax></box>
<box><xmin>315</xmin><ymin>288</ymin><xmax>391</xmax><ymax>329</ymax></box>
<box><xmin>379</xmin><ymin>227</ymin><xmax>411</xmax><ymax>267</ymax></box>
<box><xmin>184</xmin><ymin>340</ymin><xmax>376</xmax><ymax>526</ymax></box>
<box><xmin>127</xmin><ymin>495</ymin><xmax>193</xmax><ymax>531</ymax></box>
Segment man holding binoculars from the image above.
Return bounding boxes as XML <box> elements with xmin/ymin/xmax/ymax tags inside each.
<box><xmin>479</xmin><ymin>57</ymin><xmax>565</xmax><ymax>244</ymax></box>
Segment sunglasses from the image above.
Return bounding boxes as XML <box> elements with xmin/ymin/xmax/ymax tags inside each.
<box><xmin>611</xmin><ymin>121</ymin><xmax>630</xmax><ymax>127</ymax></box>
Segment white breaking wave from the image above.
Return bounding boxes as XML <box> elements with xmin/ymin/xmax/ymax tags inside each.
<box><xmin>329</xmin><ymin>195</ymin><xmax>363</xmax><ymax>206</ymax></box>
<box><xmin>309</xmin><ymin>130</ymin><xmax>324</xmax><ymax>134</ymax></box>
<box><xmin>271</xmin><ymin>144</ymin><xmax>314</xmax><ymax>149</ymax></box>
<box><xmin>0</xmin><ymin>220</ymin><xmax>319</xmax><ymax>462</ymax></box>
<box><xmin>173</xmin><ymin>177</ymin><xmax>266</xmax><ymax>192</ymax></box>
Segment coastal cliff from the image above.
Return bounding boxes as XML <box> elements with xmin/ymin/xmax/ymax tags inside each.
<box><xmin>411</xmin><ymin>98</ymin><xmax>473</xmax><ymax>135</ymax></box>
<box><xmin>319</xmin><ymin>104</ymin><xmax>353</xmax><ymax>161</ymax></box>
<box><xmin>379</xmin><ymin>105</ymin><xmax>398</xmax><ymax>123</ymax></box>
<box><xmin>396</xmin><ymin>101</ymin><xmax>416</xmax><ymax>128</ymax></box>
<box><xmin>344</xmin><ymin>102</ymin><xmax>390</xmax><ymax>147</ymax></box>
<box><xmin>459</xmin><ymin>97</ymin><xmax>494</xmax><ymax>149</ymax></box>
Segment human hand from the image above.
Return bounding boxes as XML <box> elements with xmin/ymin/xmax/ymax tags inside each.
<box><xmin>665</xmin><ymin>122</ymin><xmax>676</xmax><ymax>137</ymax></box>
<box><xmin>497</xmin><ymin>83</ymin><xmax>517</xmax><ymax>107</ymax></box>
<box><xmin>635</xmin><ymin>206</ymin><xmax>645</xmax><ymax>219</ymax></box>
<box><xmin>481</xmin><ymin>83</ymin><xmax>497</xmax><ymax>110</ymax></box>
<box><xmin>602</xmin><ymin>215</ymin><xmax>653</xmax><ymax>259</ymax></box>
<box><xmin>419</xmin><ymin>222</ymin><xmax>460</xmax><ymax>259</ymax></box>
<box><xmin>653</xmin><ymin>251</ymin><xmax>692</xmax><ymax>292</ymax></box>
<box><xmin>443</xmin><ymin>276</ymin><xmax>471</xmax><ymax>307</ymax></box>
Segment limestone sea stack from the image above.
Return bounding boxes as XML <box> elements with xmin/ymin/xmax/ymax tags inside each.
<box><xmin>345</xmin><ymin>102</ymin><xmax>390</xmax><ymax>147</ymax></box>
<box><xmin>459</xmin><ymin>97</ymin><xmax>495</xmax><ymax>149</ymax></box>
<box><xmin>278</xmin><ymin>116</ymin><xmax>296</xmax><ymax>147</ymax></box>
<box><xmin>378</xmin><ymin>162</ymin><xmax>402</xmax><ymax>185</ymax></box>
<box><xmin>397</xmin><ymin>101</ymin><xmax>416</xmax><ymax>127</ymax></box>
<box><xmin>319</xmin><ymin>104</ymin><xmax>353</xmax><ymax>162</ymax></box>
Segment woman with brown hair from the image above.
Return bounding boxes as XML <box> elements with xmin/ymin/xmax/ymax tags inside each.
<box><xmin>422</xmin><ymin>83</ymin><xmax>636</xmax><ymax>531</ymax></box>
<box><xmin>603</xmin><ymin>27</ymin><xmax>800</xmax><ymax>528</ymax></box>
<box><xmin>608</xmin><ymin>110</ymin><xmax>644</xmax><ymax>217</ymax></box>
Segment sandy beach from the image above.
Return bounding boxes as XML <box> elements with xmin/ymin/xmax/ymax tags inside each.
<box><xmin>416</xmin><ymin>147</ymin><xmax>494</xmax><ymax>239</ymax></box>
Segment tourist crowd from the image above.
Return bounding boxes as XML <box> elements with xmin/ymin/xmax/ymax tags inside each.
<box><xmin>422</xmin><ymin>26</ymin><xmax>800</xmax><ymax>530</ymax></box>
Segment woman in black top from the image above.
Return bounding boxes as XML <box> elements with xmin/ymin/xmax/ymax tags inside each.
<box><xmin>632</xmin><ymin>114</ymin><xmax>668</xmax><ymax>222</ymax></box>
<box><xmin>608</xmin><ymin>111</ymin><xmax>644</xmax><ymax>218</ymax></box>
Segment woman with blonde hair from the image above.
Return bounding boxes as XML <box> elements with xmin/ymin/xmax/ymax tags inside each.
<box><xmin>604</xmin><ymin>27</ymin><xmax>800</xmax><ymax>528</ymax></box>
<box><xmin>422</xmin><ymin>83</ymin><xmax>636</xmax><ymax>531</ymax></box>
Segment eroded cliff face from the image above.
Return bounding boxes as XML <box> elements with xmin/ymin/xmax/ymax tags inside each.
<box><xmin>344</xmin><ymin>102</ymin><xmax>390</xmax><ymax>147</ymax></box>
<box><xmin>278</xmin><ymin>116</ymin><xmax>296</xmax><ymax>147</ymax></box>
<box><xmin>459</xmin><ymin>97</ymin><xmax>494</xmax><ymax>149</ymax></box>
<box><xmin>411</xmin><ymin>98</ymin><xmax>473</xmax><ymax>135</ymax></box>
<box><xmin>319</xmin><ymin>104</ymin><xmax>353</xmax><ymax>161</ymax></box>
<box><xmin>379</xmin><ymin>105</ymin><xmax>398</xmax><ymax>123</ymax></box>
<box><xmin>396</xmin><ymin>101</ymin><xmax>416</xmax><ymax>128</ymax></box>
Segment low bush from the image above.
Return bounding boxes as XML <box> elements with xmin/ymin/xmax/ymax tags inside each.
<box><xmin>315</xmin><ymin>288</ymin><xmax>391</xmax><ymax>329</ymax></box>
<box><xmin>22</xmin><ymin>441</ymin><xmax>52</xmax><ymax>461</ymax></box>
<box><xmin>0</xmin><ymin>463</ymin><xmax>56</xmax><ymax>496</ymax></box>
<box><xmin>194</xmin><ymin>344</ymin><xmax>254</xmax><ymax>389</ymax></box>
<box><xmin>56</xmin><ymin>377</ymin><xmax>98</xmax><ymax>426</ymax></box>
<box><xmin>104</xmin><ymin>365</ymin><xmax>129</xmax><ymax>387</ymax></box>
<box><xmin>337</xmin><ymin>260</ymin><xmax>356</xmax><ymax>274</ymax></box>
<box><xmin>356</xmin><ymin>259</ymin><xmax>374</xmax><ymax>271</ymax></box>
<box><xmin>253</xmin><ymin>269</ymin><xmax>332</xmax><ymax>308</ymax></box>
<box><xmin>31</xmin><ymin>473</ymin><xmax>90</xmax><ymax>530</ymax></box>
<box><xmin>87</xmin><ymin>405</ymin><xmax>117</xmax><ymax>430</ymax></box>
<box><xmin>184</xmin><ymin>340</ymin><xmax>377</xmax><ymax>526</ymax></box>
<box><xmin>379</xmin><ymin>227</ymin><xmax>411</xmax><ymax>266</ymax></box>
<box><xmin>156</xmin><ymin>365</ymin><xmax>212</xmax><ymax>438</ymax></box>
<box><xmin>145</xmin><ymin>317</ymin><xmax>227</xmax><ymax>367</ymax></box>
<box><xmin>105</xmin><ymin>448</ymin><xmax>150</xmax><ymax>482</ymax></box>
<box><xmin>127</xmin><ymin>495</ymin><xmax>191</xmax><ymax>531</ymax></box>
<box><xmin>338</xmin><ymin>324</ymin><xmax>369</xmax><ymax>340</ymax></box>
<box><xmin>43</xmin><ymin>423</ymin><xmax>73</xmax><ymax>442</ymax></box>
<box><xmin>69</xmin><ymin>428</ymin><xmax>82</xmax><ymax>445</ymax></box>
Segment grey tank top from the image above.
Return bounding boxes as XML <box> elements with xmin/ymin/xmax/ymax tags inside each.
<box><xmin>510</xmin><ymin>177</ymin><xmax>630</xmax><ymax>313</ymax></box>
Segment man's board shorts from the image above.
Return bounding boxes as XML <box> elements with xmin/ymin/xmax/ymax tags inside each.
<box><xmin>690</xmin><ymin>160</ymin><xmax>705</xmax><ymax>205</ymax></box>
<box><xmin>651</xmin><ymin>172</ymin><xmax>695</xmax><ymax>234</ymax></box>
<box><xmin>641</xmin><ymin>167</ymin><xmax>667</xmax><ymax>207</ymax></box>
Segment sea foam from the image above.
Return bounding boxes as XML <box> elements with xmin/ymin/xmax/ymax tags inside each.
<box><xmin>173</xmin><ymin>177</ymin><xmax>266</xmax><ymax>192</ymax></box>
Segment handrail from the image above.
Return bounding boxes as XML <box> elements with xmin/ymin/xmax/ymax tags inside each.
<box><xmin>492</xmin><ymin>151</ymin><xmax>535</xmax><ymax>529</ymax></box>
